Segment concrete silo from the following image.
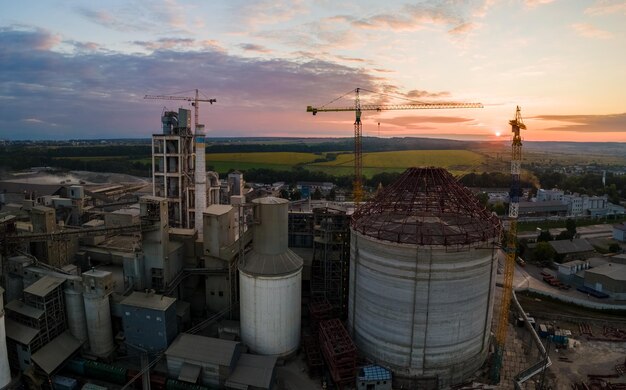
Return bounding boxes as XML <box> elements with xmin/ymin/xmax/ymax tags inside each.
<box><xmin>239</xmin><ymin>197</ymin><xmax>303</xmax><ymax>357</ymax></box>
<box><xmin>82</xmin><ymin>269</ymin><xmax>115</xmax><ymax>357</ymax></box>
<box><xmin>349</xmin><ymin>168</ymin><xmax>501</xmax><ymax>389</ymax></box>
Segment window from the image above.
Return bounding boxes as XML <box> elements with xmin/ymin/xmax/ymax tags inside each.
<box><xmin>156</xmin><ymin>317</ymin><xmax>162</xmax><ymax>322</ymax></box>
<box><xmin>218</xmin><ymin>291</ymin><xmax>224</xmax><ymax>297</ymax></box>
<box><xmin>125</xmin><ymin>312</ymin><xmax>130</xmax><ymax>316</ymax></box>
<box><xmin>146</xmin><ymin>315</ymin><xmax>151</xmax><ymax>320</ymax></box>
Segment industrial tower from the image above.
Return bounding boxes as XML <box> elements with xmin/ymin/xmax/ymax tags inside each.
<box><xmin>307</xmin><ymin>88</ymin><xmax>482</xmax><ymax>203</ymax></box>
<box><xmin>144</xmin><ymin>90</ymin><xmax>217</xmax><ymax>230</ymax></box>
<box><xmin>492</xmin><ymin>106</ymin><xmax>525</xmax><ymax>382</ymax></box>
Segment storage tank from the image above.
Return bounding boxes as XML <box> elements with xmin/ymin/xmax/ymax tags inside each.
<box><xmin>239</xmin><ymin>197</ymin><xmax>303</xmax><ymax>357</ymax></box>
<box><xmin>82</xmin><ymin>270</ymin><xmax>115</xmax><ymax>357</ymax></box>
<box><xmin>349</xmin><ymin>168</ymin><xmax>501</xmax><ymax>389</ymax></box>
<box><xmin>64</xmin><ymin>277</ymin><xmax>89</xmax><ymax>347</ymax></box>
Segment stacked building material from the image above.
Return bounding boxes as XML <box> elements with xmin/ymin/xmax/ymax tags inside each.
<box><xmin>301</xmin><ymin>333</ymin><xmax>323</xmax><ymax>376</ymax></box>
<box><xmin>319</xmin><ymin>319</ymin><xmax>356</xmax><ymax>387</ymax></box>
<box><xmin>309</xmin><ymin>297</ymin><xmax>333</xmax><ymax>336</ymax></box>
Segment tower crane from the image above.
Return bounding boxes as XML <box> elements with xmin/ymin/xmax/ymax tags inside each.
<box><xmin>144</xmin><ymin>89</ymin><xmax>216</xmax><ymax>133</ymax></box>
<box><xmin>307</xmin><ymin>88</ymin><xmax>483</xmax><ymax>203</ymax></box>
<box><xmin>492</xmin><ymin>106</ymin><xmax>525</xmax><ymax>382</ymax></box>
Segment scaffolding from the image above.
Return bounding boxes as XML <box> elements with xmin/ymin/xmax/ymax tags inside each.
<box><xmin>288</xmin><ymin>211</ymin><xmax>314</xmax><ymax>248</ymax></box>
<box><xmin>319</xmin><ymin>318</ymin><xmax>357</xmax><ymax>387</ymax></box>
<box><xmin>310</xmin><ymin>208</ymin><xmax>350</xmax><ymax>318</ymax></box>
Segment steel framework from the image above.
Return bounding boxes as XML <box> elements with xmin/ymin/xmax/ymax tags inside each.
<box><xmin>319</xmin><ymin>318</ymin><xmax>357</xmax><ymax>387</ymax></box>
<box><xmin>352</xmin><ymin>167</ymin><xmax>501</xmax><ymax>247</ymax></box>
<box><xmin>310</xmin><ymin>208</ymin><xmax>350</xmax><ymax>318</ymax></box>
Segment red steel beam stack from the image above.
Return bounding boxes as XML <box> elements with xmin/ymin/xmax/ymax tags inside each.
<box><xmin>302</xmin><ymin>333</ymin><xmax>324</xmax><ymax>376</ymax></box>
<box><xmin>309</xmin><ymin>296</ymin><xmax>333</xmax><ymax>335</ymax></box>
<box><xmin>319</xmin><ymin>318</ymin><xmax>356</xmax><ymax>387</ymax></box>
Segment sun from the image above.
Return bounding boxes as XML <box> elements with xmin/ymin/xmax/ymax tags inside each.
<box><xmin>495</xmin><ymin>131</ymin><xmax>502</xmax><ymax>137</ymax></box>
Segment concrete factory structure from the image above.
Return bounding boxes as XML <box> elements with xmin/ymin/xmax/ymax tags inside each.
<box><xmin>348</xmin><ymin>167</ymin><xmax>502</xmax><ymax>388</ymax></box>
<box><xmin>239</xmin><ymin>197</ymin><xmax>303</xmax><ymax>357</ymax></box>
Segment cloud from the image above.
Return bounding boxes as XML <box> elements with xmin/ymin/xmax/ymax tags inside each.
<box><xmin>448</xmin><ymin>22</ymin><xmax>480</xmax><ymax>35</ymax></box>
<box><xmin>383</xmin><ymin>116</ymin><xmax>475</xmax><ymax>127</ymax></box>
<box><xmin>0</xmin><ymin>27</ymin><xmax>61</xmax><ymax>50</ymax></box>
<box><xmin>75</xmin><ymin>1</ymin><xmax>190</xmax><ymax>34</ymax></box>
<box><xmin>132</xmin><ymin>38</ymin><xmax>225</xmax><ymax>52</ymax></box>
<box><xmin>524</xmin><ymin>0</ymin><xmax>556</xmax><ymax>8</ymax></box>
<box><xmin>532</xmin><ymin>113</ymin><xmax>626</xmax><ymax>132</ymax></box>
<box><xmin>585</xmin><ymin>0</ymin><xmax>626</xmax><ymax>15</ymax></box>
<box><xmin>0</xmin><ymin>27</ymin><xmax>384</xmax><ymax>139</ymax></box>
<box><xmin>239</xmin><ymin>43</ymin><xmax>272</xmax><ymax>53</ymax></box>
<box><xmin>571</xmin><ymin>23</ymin><xmax>614</xmax><ymax>39</ymax></box>
<box><xmin>406</xmin><ymin>90</ymin><xmax>451</xmax><ymax>99</ymax></box>
<box><xmin>237</xmin><ymin>0</ymin><xmax>308</xmax><ymax>29</ymax></box>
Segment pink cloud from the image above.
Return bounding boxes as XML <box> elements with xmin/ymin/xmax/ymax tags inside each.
<box><xmin>571</xmin><ymin>23</ymin><xmax>613</xmax><ymax>39</ymax></box>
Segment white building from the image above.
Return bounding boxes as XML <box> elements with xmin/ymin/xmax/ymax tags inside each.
<box><xmin>537</xmin><ymin>188</ymin><xmax>564</xmax><ymax>202</ymax></box>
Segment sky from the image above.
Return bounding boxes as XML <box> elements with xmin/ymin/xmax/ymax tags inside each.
<box><xmin>0</xmin><ymin>0</ymin><xmax>625</xmax><ymax>142</ymax></box>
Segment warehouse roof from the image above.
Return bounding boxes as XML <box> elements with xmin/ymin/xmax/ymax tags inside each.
<box><xmin>121</xmin><ymin>291</ymin><xmax>176</xmax><ymax>311</ymax></box>
<box><xmin>32</xmin><ymin>332</ymin><xmax>81</xmax><ymax>374</ymax></box>
<box><xmin>586</xmin><ymin>263</ymin><xmax>626</xmax><ymax>281</ymax></box>
<box><xmin>166</xmin><ymin>334</ymin><xmax>241</xmax><ymax>367</ymax></box>
<box><xmin>6</xmin><ymin>300</ymin><xmax>44</xmax><ymax>319</ymax></box>
<box><xmin>24</xmin><ymin>275</ymin><xmax>65</xmax><ymax>297</ymax></box>
<box><xmin>225</xmin><ymin>354</ymin><xmax>276</xmax><ymax>390</ymax></box>
<box><xmin>549</xmin><ymin>239</ymin><xmax>594</xmax><ymax>254</ymax></box>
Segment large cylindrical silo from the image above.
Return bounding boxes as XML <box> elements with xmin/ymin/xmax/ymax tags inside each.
<box><xmin>349</xmin><ymin>168</ymin><xmax>501</xmax><ymax>389</ymax></box>
<box><xmin>239</xmin><ymin>197</ymin><xmax>303</xmax><ymax>357</ymax></box>
<box><xmin>64</xmin><ymin>277</ymin><xmax>89</xmax><ymax>347</ymax></box>
<box><xmin>82</xmin><ymin>270</ymin><xmax>115</xmax><ymax>357</ymax></box>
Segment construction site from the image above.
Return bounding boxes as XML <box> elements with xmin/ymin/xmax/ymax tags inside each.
<box><xmin>0</xmin><ymin>90</ymin><xmax>624</xmax><ymax>390</ymax></box>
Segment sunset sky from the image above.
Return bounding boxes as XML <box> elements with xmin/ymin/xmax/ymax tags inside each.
<box><xmin>1</xmin><ymin>0</ymin><xmax>625</xmax><ymax>141</ymax></box>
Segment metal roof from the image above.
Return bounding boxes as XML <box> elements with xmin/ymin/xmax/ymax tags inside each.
<box><xmin>31</xmin><ymin>331</ymin><xmax>81</xmax><ymax>374</ymax></box>
<box><xmin>5</xmin><ymin>318</ymin><xmax>39</xmax><ymax>345</ymax></box>
<box><xmin>358</xmin><ymin>365</ymin><xmax>392</xmax><ymax>381</ymax></box>
<box><xmin>586</xmin><ymin>263</ymin><xmax>626</xmax><ymax>281</ymax></box>
<box><xmin>166</xmin><ymin>333</ymin><xmax>240</xmax><ymax>367</ymax></box>
<box><xmin>121</xmin><ymin>291</ymin><xmax>176</xmax><ymax>311</ymax></box>
<box><xmin>6</xmin><ymin>300</ymin><xmax>44</xmax><ymax>319</ymax></box>
<box><xmin>225</xmin><ymin>354</ymin><xmax>276</xmax><ymax>390</ymax></box>
<box><xmin>352</xmin><ymin>168</ymin><xmax>501</xmax><ymax>246</ymax></box>
<box><xmin>252</xmin><ymin>196</ymin><xmax>288</xmax><ymax>205</ymax></box>
<box><xmin>239</xmin><ymin>249</ymin><xmax>303</xmax><ymax>277</ymax></box>
<box><xmin>549</xmin><ymin>239</ymin><xmax>594</xmax><ymax>254</ymax></box>
<box><xmin>24</xmin><ymin>275</ymin><xmax>65</xmax><ymax>297</ymax></box>
<box><xmin>178</xmin><ymin>362</ymin><xmax>201</xmax><ymax>383</ymax></box>
<box><xmin>204</xmin><ymin>204</ymin><xmax>233</xmax><ymax>216</ymax></box>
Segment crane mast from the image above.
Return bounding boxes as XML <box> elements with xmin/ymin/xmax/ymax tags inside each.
<box><xmin>307</xmin><ymin>88</ymin><xmax>482</xmax><ymax>203</ymax></box>
<box><xmin>492</xmin><ymin>106</ymin><xmax>525</xmax><ymax>383</ymax></box>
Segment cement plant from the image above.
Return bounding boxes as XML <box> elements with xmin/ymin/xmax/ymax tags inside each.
<box><xmin>1</xmin><ymin>102</ymin><xmax>625</xmax><ymax>390</ymax></box>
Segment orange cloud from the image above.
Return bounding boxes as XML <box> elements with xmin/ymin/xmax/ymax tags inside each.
<box><xmin>571</xmin><ymin>23</ymin><xmax>613</xmax><ymax>39</ymax></box>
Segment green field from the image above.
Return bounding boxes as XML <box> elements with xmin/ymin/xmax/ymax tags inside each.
<box><xmin>69</xmin><ymin>149</ymin><xmax>487</xmax><ymax>177</ymax></box>
<box><xmin>203</xmin><ymin>149</ymin><xmax>485</xmax><ymax>177</ymax></box>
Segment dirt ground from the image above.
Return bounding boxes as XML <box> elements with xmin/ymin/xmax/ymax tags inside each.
<box><xmin>515</xmin><ymin>294</ymin><xmax>626</xmax><ymax>389</ymax></box>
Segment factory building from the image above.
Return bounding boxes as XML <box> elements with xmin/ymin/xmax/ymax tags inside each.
<box><xmin>120</xmin><ymin>291</ymin><xmax>178</xmax><ymax>352</ymax></box>
<box><xmin>348</xmin><ymin>167</ymin><xmax>501</xmax><ymax>388</ymax></box>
